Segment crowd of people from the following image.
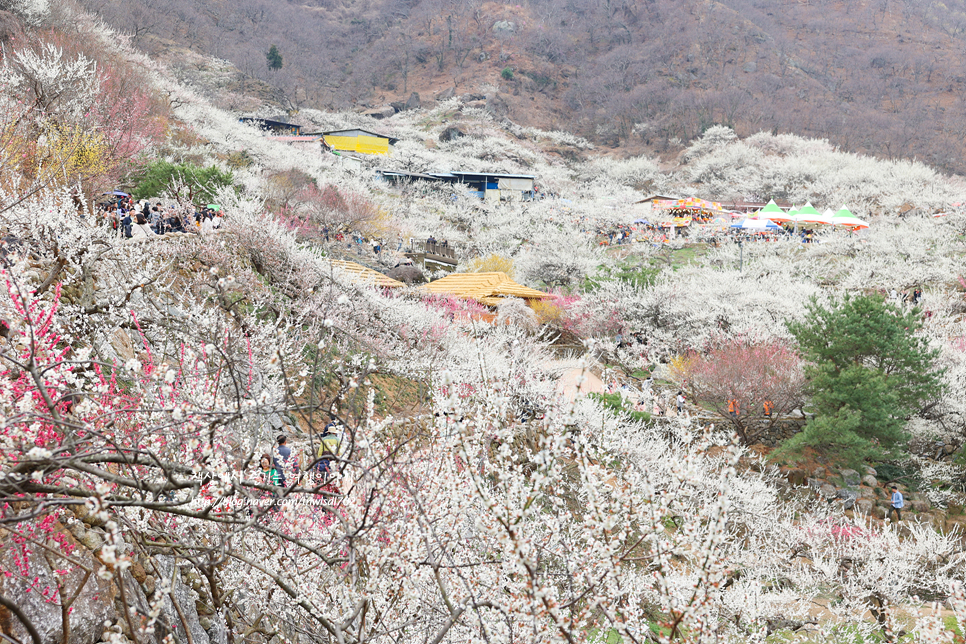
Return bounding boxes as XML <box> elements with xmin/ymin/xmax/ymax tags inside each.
<box><xmin>571</xmin><ymin>210</ymin><xmax>866</xmax><ymax>248</ymax></box>
<box><xmin>258</xmin><ymin>422</ymin><xmax>345</xmax><ymax>493</ymax></box>
<box><xmin>97</xmin><ymin>194</ymin><xmax>225</xmax><ymax>239</ymax></box>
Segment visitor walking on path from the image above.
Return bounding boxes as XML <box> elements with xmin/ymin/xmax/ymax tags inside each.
<box><xmin>676</xmin><ymin>391</ymin><xmax>685</xmax><ymax>414</ymax></box>
<box><xmin>273</xmin><ymin>435</ymin><xmax>294</xmax><ymax>487</ymax></box>
<box><xmin>890</xmin><ymin>485</ymin><xmax>904</xmax><ymax>522</ymax></box>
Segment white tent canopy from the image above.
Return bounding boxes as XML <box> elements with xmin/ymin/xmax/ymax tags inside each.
<box><xmin>731</xmin><ymin>218</ymin><xmax>781</xmax><ymax>230</ymax></box>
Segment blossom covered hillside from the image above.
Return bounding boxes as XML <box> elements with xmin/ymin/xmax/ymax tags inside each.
<box><xmin>2</xmin><ymin>3</ymin><xmax>966</xmax><ymax>644</ymax></box>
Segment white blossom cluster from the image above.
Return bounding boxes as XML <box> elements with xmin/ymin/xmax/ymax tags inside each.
<box><xmin>1</xmin><ymin>9</ymin><xmax>966</xmax><ymax>643</ymax></box>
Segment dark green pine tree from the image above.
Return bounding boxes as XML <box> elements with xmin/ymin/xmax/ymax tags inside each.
<box><xmin>780</xmin><ymin>293</ymin><xmax>943</xmax><ymax>466</ymax></box>
<box><xmin>266</xmin><ymin>44</ymin><xmax>283</xmax><ymax>71</ymax></box>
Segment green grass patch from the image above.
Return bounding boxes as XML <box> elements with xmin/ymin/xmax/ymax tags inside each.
<box><xmin>590</xmin><ymin>392</ymin><xmax>651</xmax><ymax>423</ymax></box>
<box><xmin>586</xmin><ymin>628</ymin><xmax>623</xmax><ymax>643</ymax></box>
<box><xmin>943</xmin><ymin>615</ymin><xmax>963</xmax><ymax>638</ymax></box>
<box><xmin>646</xmin><ymin>244</ymin><xmax>710</xmax><ymax>272</ymax></box>
<box><xmin>582</xmin><ymin>257</ymin><xmax>661</xmax><ymax>292</ymax></box>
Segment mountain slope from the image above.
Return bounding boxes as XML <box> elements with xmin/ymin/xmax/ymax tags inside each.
<box><xmin>81</xmin><ymin>0</ymin><xmax>966</xmax><ymax>172</ymax></box>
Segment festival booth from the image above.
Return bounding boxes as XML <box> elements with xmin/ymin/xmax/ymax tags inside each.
<box><xmin>650</xmin><ymin>197</ymin><xmax>727</xmax><ymax>235</ymax></box>
<box><xmin>652</xmin><ymin>197</ymin><xmax>724</xmax><ymax>223</ymax></box>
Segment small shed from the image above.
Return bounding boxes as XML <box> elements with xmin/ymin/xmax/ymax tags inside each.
<box><xmin>422</xmin><ymin>272</ymin><xmax>549</xmax><ymax>306</ymax></box>
<box><xmin>311</xmin><ymin>129</ymin><xmax>400</xmax><ymax>155</ymax></box>
<box><xmin>443</xmin><ymin>171</ymin><xmax>535</xmax><ymax>201</ymax></box>
<box><xmin>375</xmin><ymin>169</ymin><xmax>536</xmax><ymax>201</ymax></box>
<box><xmin>328</xmin><ymin>260</ymin><xmax>405</xmax><ymax>289</ymax></box>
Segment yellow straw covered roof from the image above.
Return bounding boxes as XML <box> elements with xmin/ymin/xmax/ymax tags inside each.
<box><xmin>422</xmin><ymin>272</ymin><xmax>549</xmax><ymax>305</ymax></box>
<box><xmin>328</xmin><ymin>260</ymin><xmax>405</xmax><ymax>289</ymax></box>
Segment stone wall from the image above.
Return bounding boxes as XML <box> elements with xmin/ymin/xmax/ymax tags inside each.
<box><xmin>754</xmin><ymin>417</ymin><xmax>807</xmax><ymax>447</ymax></box>
<box><xmin>690</xmin><ymin>414</ymin><xmax>806</xmax><ymax>448</ymax></box>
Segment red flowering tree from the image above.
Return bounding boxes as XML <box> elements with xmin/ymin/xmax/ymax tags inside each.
<box><xmin>674</xmin><ymin>339</ymin><xmax>806</xmax><ymax>445</ymax></box>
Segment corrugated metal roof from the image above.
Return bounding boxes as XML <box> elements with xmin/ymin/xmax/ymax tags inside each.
<box><xmin>635</xmin><ymin>194</ymin><xmax>680</xmax><ymax>204</ymax></box>
<box><xmin>311</xmin><ymin>129</ymin><xmax>400</xmax><ymax>145</ymax></box>
<box><xmin>377</xmin><ymin>169</ymin><xmax>439</xmax><ymax>180</ymax></box>
<box><xmin>270</xmin><ymin>136</ymin><xmax>323</xmax><ymax>142</ymax></box>
<box><xmin>447</xmin><ymin>171</ymin><xmax>536</xmax><ymax>180</ymax></box>
<box><xmin>422</xmin><ymin>272</ymin><xmax>549</xmax><ymax>304</ymax></box>
<box><xmin>328</xmin><ymin>260</ymin><xmax>405</xmax><ymax>289</ymax></box>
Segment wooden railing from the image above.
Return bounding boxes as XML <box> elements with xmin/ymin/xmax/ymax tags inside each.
<box><xmin>410</xmin><ymin>240</ymin><xmax>456</xmax><ymax>259</ymax></box>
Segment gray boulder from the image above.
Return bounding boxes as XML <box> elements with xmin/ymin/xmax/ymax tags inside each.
<box><xmin>861</xmin><ymin>474</ymin><xmax>878</xmax><ymax>488</ymax></box>
<box><xmin>0</xmin><ymin>530</ymin><xmax>116</xmax><ymax>644</ymax></box>
<box><xmin>485</xmin><ymin>93</ymin><xmax>509</xmax><ymax>118</ymax></box>
<box><xmin>365</xmin><ymin>105</ymin><xmax>396</xmax><ymax>120</ymax></box>
<box><xmin>840</xmin><ymin>468</ymin><xmax>860</xmax><ymax>487</ymax></box>
<box><xmin>435</xmin><ymin>86</ymin><xmax>456</xmax><ymax>101</ymax></box>
<box><xmin>405</xmin><ymin>92</ymin><xmax>422</xmax><ymax>110</ymax></box>
<box><xmin>151</xmin><ymin>556</ymin><xmax>210</xmax><ymax>644</ymax></box>
<box><xmin>387</xmin><ymin>264</ymin><xmax>426</xmax><ymax>285</ymax></box>
<box><xmin>786</xmin><ymin>468</ymin><xmax>807</xmax><ymax>487</ymax></box>
<box><xmin>207</xmin><ymin>614</ymin><xmax>230</xmax><ymax>644</ymax></box>
<box><xmin>835</xmin><ymin>488</ymin><xmax>858</xmax><ymax>510</ymax></box>
<box><xmin>439</xmin><ymin>126</ymin><xmax>466</xmax><ymax>142</ymax></box>
<box><xmin>854</xmin><ymin>499</ymin><xmax>875</xmax><ymax>515</ymax></box>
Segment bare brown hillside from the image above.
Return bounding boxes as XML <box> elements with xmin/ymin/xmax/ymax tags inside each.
<box><xmin>82</xmin><ymin>0</ymin><xmax>966</xmax><ymax>172</ymax></box>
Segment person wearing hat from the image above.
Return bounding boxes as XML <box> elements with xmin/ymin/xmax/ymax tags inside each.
<box><xmin>890</xmin><ymin>486</ymin><xmax>904</xmax><ymax>522</ymax></box>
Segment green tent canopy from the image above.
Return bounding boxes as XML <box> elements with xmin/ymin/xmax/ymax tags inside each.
<box><xmin>756</xmin><ymin>200</ymin><xmax>784</xmax><ymax>216</ymax></box>
<box><xmin>833</xmin><ymin>205</ymin><xmax>855</xmax><ymax>219</ymax></box>
<box><xmin>831</xmin><ymin>205</ymin><xmax>868</xmax><ymax>228</ymax></box>
<box><xmin>796</xmin><ymin>202</ymin><xmax>821</xmax><ymax>216</ymax></box>
<box><xmin>755</xmin><ymin>199</ymin><xmax>795</xmax><ymax>222</ymax></box>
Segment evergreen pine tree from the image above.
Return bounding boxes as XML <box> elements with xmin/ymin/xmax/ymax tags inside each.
<box><xmin>780</xmin><ymin>293</ymin><xmax>942</xmax><ymax>466</ymax></box>
<box><xmin>266</xmin><ymin>45</ymin><xmax>283</xmax><ymax>71</ymax></box>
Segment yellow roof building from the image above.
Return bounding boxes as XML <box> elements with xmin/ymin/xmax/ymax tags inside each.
<box><xmin>422</xmin><ymin>272</ymin><xmax>549</xmax><ymax>306</ymax></box>
<box><xmin>315</xmin><ymin>129</ymin><xmax>399</xmax><ymax>156</ymax></box>
<box><xmin>328</xmin><ymin>260</ymin><xmax>405</xmax><ymax>289</ymax></box>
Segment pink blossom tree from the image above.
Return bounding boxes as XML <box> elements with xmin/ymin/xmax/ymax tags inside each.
<box><xmin>674</xmin><ymin>339</ymin><xmax>806</xmax><ymax>445</ymax></box>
